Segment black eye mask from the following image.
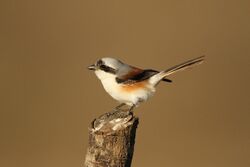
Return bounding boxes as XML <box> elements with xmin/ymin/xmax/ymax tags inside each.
<box><xmin>99</xmin><ymin>64</ymin><xmax>117</xmax><ymax>74</ymax></box>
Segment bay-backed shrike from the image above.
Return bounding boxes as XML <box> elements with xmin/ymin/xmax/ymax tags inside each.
<box><xmin>88</xmin><ymin>56</ymin><xmax>205</xmax><ymax>112</ymax></box>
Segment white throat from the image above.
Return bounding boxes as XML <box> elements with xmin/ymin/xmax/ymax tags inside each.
<box><xmin>94</xmin><ymin>70</ymin><xmax>120</xmax><ymax>100</ymax></box>
<box><xmin>95</xmin><ymin>70</ymin><xmax>116</xmax><ymax>81</ymax></box>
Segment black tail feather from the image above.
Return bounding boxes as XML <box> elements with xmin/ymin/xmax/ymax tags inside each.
<box><xmin>162</xmin><ymin>78</ymin><xmax>172</xmax><ymax>83</ymax></box>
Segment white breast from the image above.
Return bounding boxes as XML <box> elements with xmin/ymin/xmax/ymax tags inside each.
<box><xmin>94</xmin><ymin>70</ymin><xmax>155</xmax><ymax>105</ymax></box>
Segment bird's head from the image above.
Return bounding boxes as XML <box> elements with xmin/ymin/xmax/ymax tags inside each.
<box><xmin>88</xmin><ymin>57</ymin><xmax>125</xmax><ymax>80</ymax></box>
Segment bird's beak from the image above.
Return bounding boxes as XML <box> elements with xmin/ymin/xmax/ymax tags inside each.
<box><xmin>87</xmin><ymin>64</ymin><xmax>97</xmax><ymax>71</ymax></box>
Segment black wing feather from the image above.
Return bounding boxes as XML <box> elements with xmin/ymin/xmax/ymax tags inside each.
<box><xmin>116</xmin><ymin>69</ymin><xmax>172</xmax><ymax>84</ymax></box>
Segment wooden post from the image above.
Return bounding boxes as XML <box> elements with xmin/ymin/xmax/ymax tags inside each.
<box><xmin>84</xmin><ymin>109</ymin><xmax>139</xmax><ymax>167</ymax></box>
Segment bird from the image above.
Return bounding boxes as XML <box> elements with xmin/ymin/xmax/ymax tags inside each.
<box><xmin>88</xmin><ymin>56</ymin><xmax>205</xmax><ymax>112</ymax></box>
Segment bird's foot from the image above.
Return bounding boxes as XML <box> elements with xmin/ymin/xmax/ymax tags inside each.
<box><xmin>113</xmin><ymin>103</ymin><xmax>135</xmax><ymax>114</ymax></box>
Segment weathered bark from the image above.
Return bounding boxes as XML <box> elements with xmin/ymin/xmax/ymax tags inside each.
<box><xmin>85</xmin><ymin>109</ymin><xmax>139</xmax><ymax>167</ymax></box>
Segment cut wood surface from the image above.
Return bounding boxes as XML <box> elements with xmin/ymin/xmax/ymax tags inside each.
<box><xmin>85</xmin><ymin>109</ymin><xmax>139</xmax><ymax>167</ymax></box>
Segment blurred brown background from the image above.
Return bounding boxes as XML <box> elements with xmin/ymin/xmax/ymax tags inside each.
<box><xmin>0</xmin><ymin>0</ymin><xmax>249</xmax><ymax>167</ymax></box>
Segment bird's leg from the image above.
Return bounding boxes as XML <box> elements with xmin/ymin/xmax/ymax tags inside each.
<box><xmin>128</xmin><ymin>104</ymin><xmax>136</xmax><ymax>113</ymax></box>
<box><xmin>114</xmin><ymin>103</ymin><xmax>136</xmax><ymax>113</ymax></box>
<box><xmin>115</xmin><ymin>103</ymin><xmax>126</xmax><ymax>111</ymax></box>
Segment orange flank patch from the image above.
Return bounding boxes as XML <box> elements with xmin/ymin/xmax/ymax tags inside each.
<box><xmin>120</xmin><ymin>81</ymin><xmax>148</xmax><ymax>92</ymax></box>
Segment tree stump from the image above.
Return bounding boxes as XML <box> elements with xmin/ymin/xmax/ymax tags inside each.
<box><xmin>84</xmin><ymin>109</ymin><xmax>139</xmax><ymax>167</ymax></box>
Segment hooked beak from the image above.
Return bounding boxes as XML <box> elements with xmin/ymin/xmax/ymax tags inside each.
<box><xmin>87</xmin><ymin>64</ymin><xmax>97</xmax><ymax>71</ymax></box>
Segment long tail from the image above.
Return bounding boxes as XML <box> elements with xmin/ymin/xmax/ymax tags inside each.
<box><xmin>149</xmin><ymin>56</ymin><xmax>205</xmax><ymax>86</ymax></box>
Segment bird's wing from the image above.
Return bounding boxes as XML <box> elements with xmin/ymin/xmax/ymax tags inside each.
<box><xmin>116</xmin><ymin>68</ymin><xmax>172</xmax><ymax>84</ymax></box>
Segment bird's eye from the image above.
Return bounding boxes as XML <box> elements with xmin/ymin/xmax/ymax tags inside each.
<box><xmin>100</xmin><ymin>65</ymin><xmax>108</xmax><ymax>70</ymax></box>
<box><xmin>100</xmin><ymin>65</ymin><xmax>116</xmax><ymax>74</ymax></box>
